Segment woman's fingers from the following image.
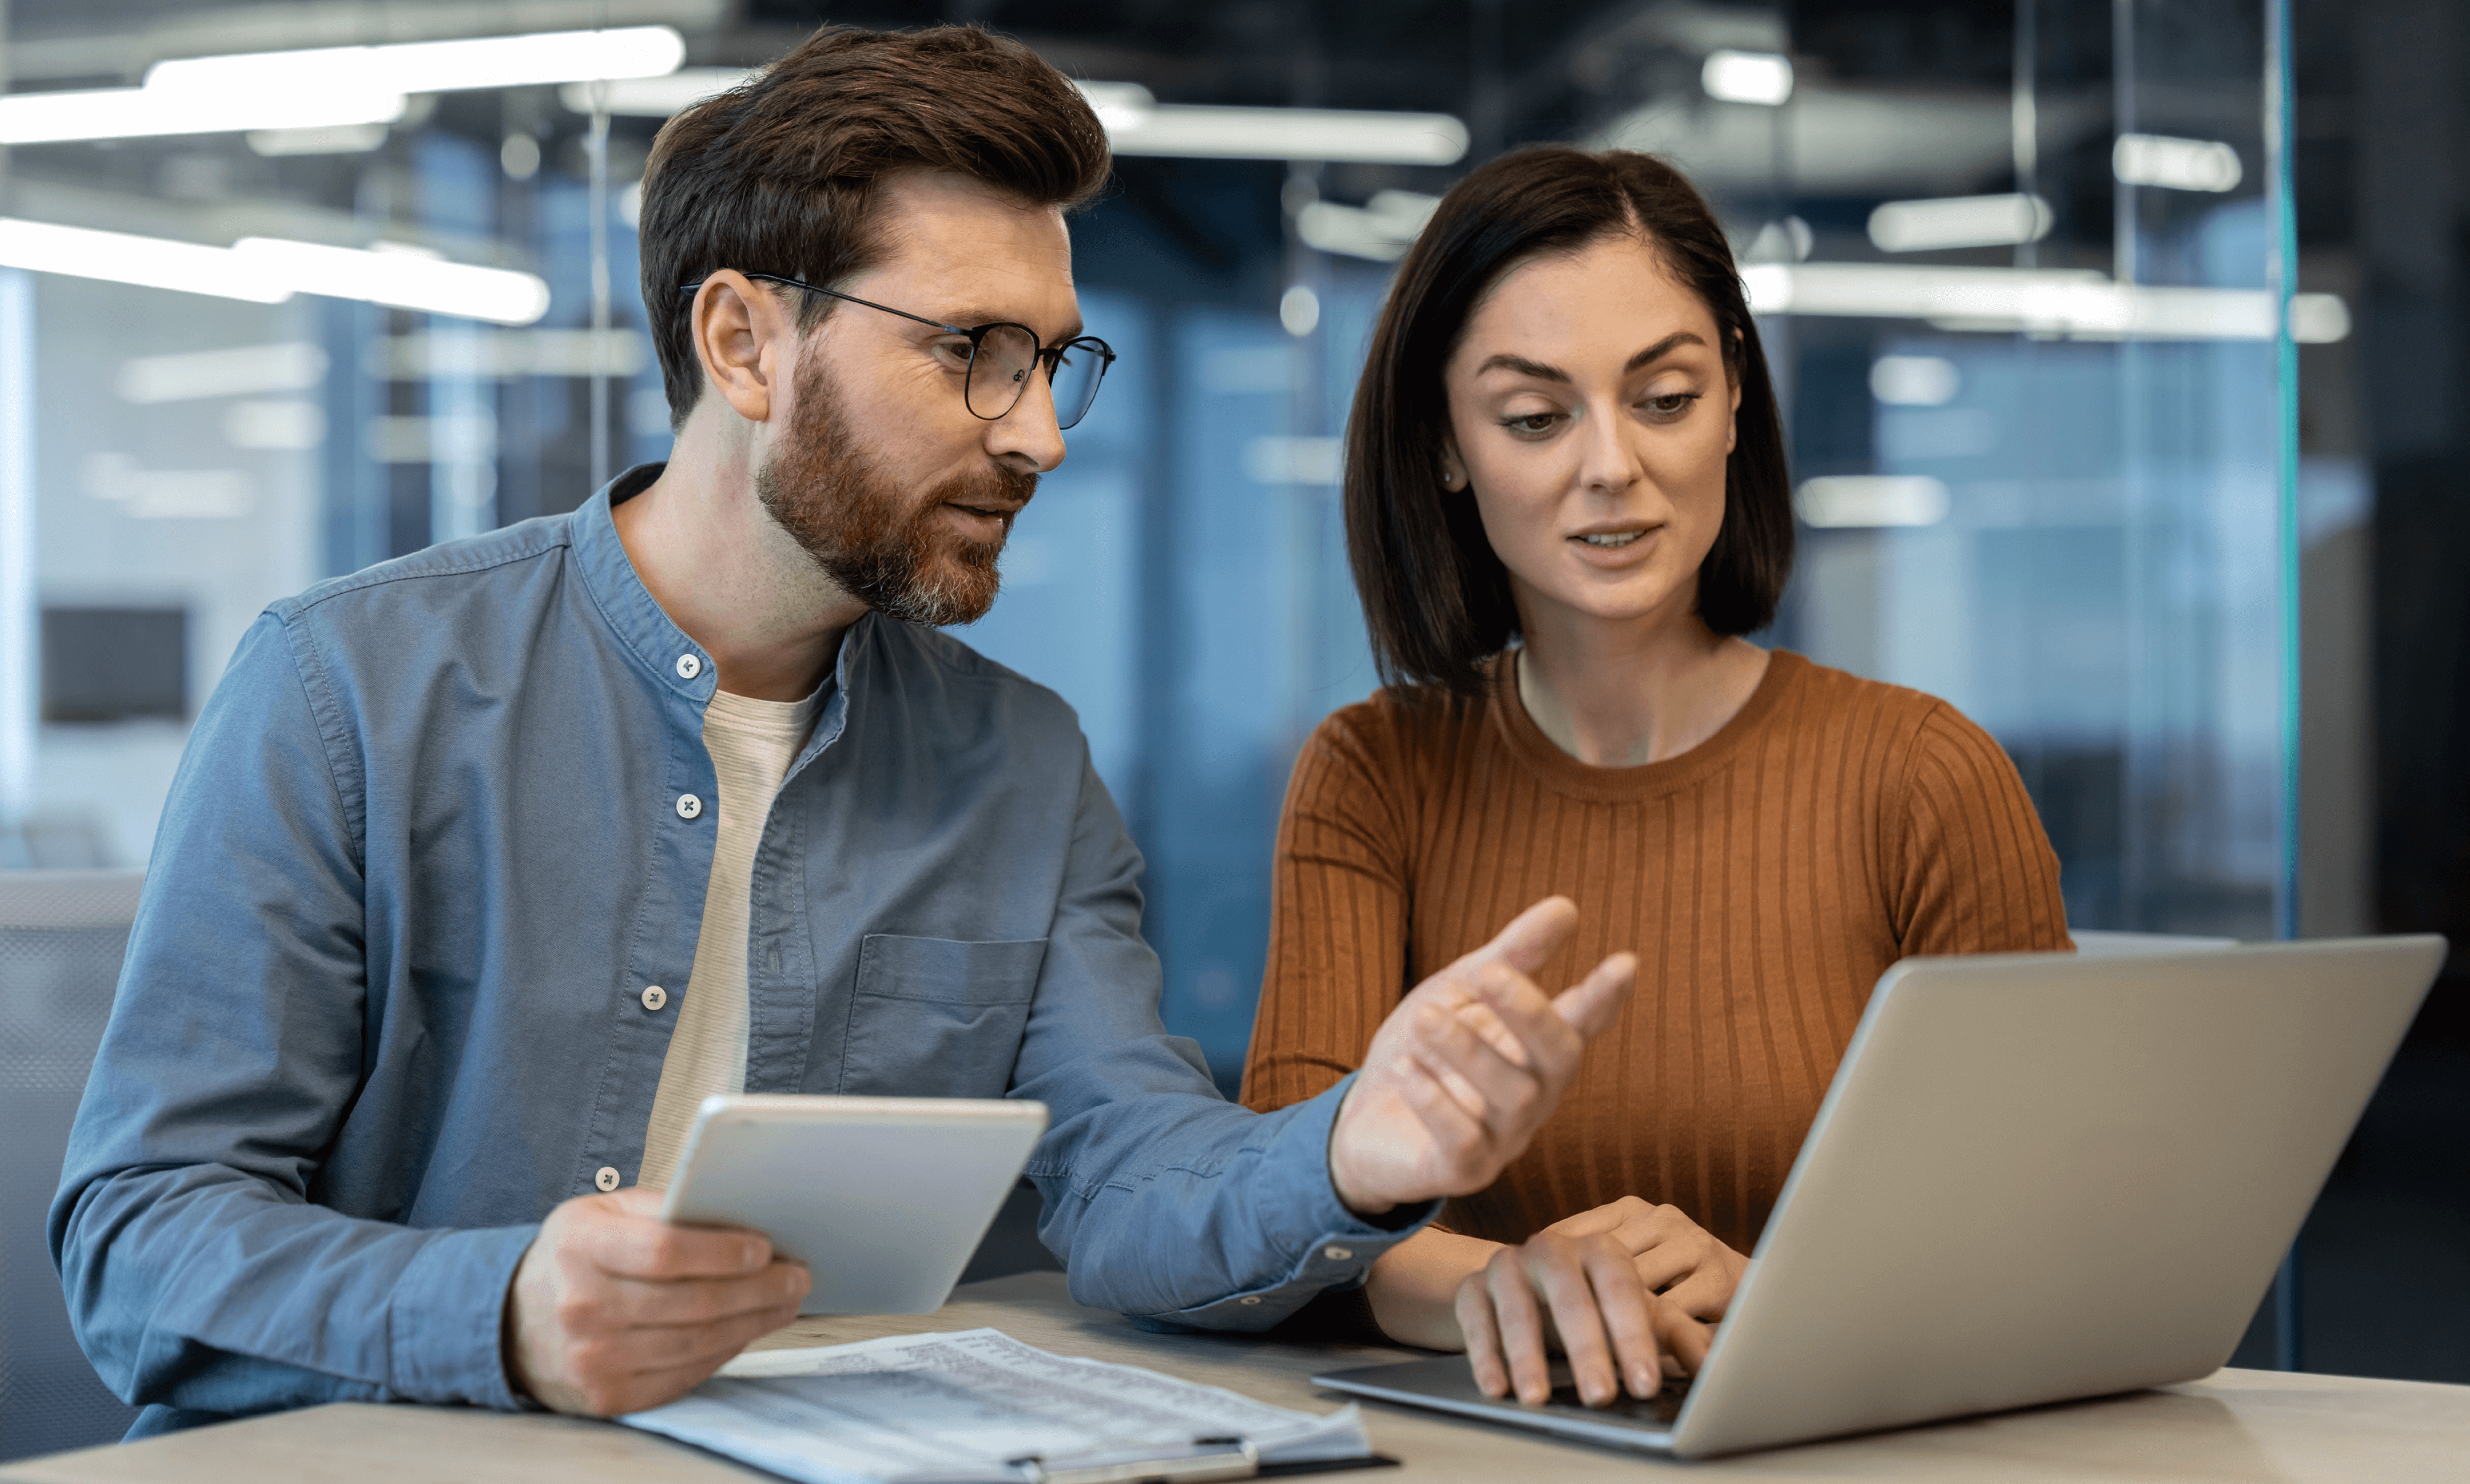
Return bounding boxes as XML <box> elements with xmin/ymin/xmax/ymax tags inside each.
<box><xmin>1525</xmin><ymin>1234</ymin><xmax>1666</xmax><ymax>1406</ymax></box>
<box><xmin>1655</xmin><ymin>1257</ymin><xmax>1742</xmax><ymax>1320</ymax></box>
<box><xmin>1650</xmin><ymin>1298</ymin><xmax>1716</xmax><ymax>1376</ymax></box>
<box><xmin>1522</xmin><ymin>1236</ymin><xmax>1618</xmax><ymax>1407</ymax></box>
<box><xmin>1482</xmin><ymin>1247</ymin><xmax>1556</xmax><ymax>1406</ymax></box>
<box><xmin>1454</xmin><ymin>1273</ymin><xmax>1512</xmax><ymax>1399</ymax></box>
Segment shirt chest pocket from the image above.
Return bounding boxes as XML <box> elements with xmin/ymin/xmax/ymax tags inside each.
<box><xmin>837</xmin><ymin>934</ymin><xmax>1048</xmax><ymax>1098</ymax></box>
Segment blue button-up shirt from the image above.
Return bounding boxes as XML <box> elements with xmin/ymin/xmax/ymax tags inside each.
<box><xmin>52</xmin><ymin>467</ymin><xmax>1429</xmax><ymax>1432</ymax></box>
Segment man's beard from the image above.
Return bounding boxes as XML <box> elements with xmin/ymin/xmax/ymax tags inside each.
<box><xmin>754</xmin><ymin>357</ymin><xmax>1036</xmax><ymax>627</ymax></box>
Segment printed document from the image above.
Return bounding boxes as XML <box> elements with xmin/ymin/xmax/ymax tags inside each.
<box><xmin>620</xmin><ymin>1328</ymin><xmax>1374</xmax><ymax>1484</ymax></box>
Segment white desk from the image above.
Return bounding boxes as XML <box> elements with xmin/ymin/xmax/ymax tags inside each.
<box><xmin>6</xmin><ymin>1271</ymin><xmax>2465</xmax><ymax>1483</ymax></box>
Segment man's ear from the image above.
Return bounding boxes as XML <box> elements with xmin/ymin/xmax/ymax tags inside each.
<box><xmin>689</xmin><ymin>271</ymin><xmax>795</xmax><ymax>426</ymax></box>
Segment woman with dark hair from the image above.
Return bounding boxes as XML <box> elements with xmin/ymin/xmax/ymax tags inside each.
<box><xmin>1242</xmin><ymin>147</ymin><xmax>2071</xmax><ymax>1408</ymax></box>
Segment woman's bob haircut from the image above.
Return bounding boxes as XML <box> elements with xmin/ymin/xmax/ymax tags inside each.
<box><xmin>1345</xmin><ymin>146</ymin><xmax>1794</xmax><ymax>695</ymax></box>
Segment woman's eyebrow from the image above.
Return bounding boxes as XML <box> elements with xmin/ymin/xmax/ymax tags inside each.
<box><xmin>1475</xmin><ymin>353</ymin><xmax>1569</xmax><ymax>381</ymax></box>
<box><xmin>1625</xmin><ymin>331</ymin><xmax>1707</xmax><ymax>371</ymax></box>
<box><xmin>1476</xmin><ymin>331</ymin><xmax>1709</xmax><ymax>383</ymax></box>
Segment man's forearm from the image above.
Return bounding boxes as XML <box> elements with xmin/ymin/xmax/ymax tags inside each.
<box><xmin>55</xmin><ymin>1164</ymin><xmax>538</xmax><ymax>1416</ymax></box>
<box><xmin>1023</xmin><ymin>1069</ymin><xmax>1439</xmax><ymax>1330</ymax></box>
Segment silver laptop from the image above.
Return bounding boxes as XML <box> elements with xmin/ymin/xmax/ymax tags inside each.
<box><xmin>1315</xmin><ymin>935</ymin><xmax>2447</xmax><ymax>1458</ymax></box>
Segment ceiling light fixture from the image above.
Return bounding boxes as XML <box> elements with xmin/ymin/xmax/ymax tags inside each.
<box><xmin>0</xmin><ymin>27</ymin><xmax>682</xmax><ymax>146</ymax></box>
<box><xmin>1796</xmin><ymin>476</ymin><xmax>1951</xmax><ymax>528</ymax></box>
<box><xmin>0</xmin><ymin>85</ymin><xmax>402</xmax><ymax>146</ymax></box>
<box><xmin>1702</xmin><ymin>50</ymin><xmax>1795</xmax><ymax>107</ymax></box>
<box><xmin>0</xmin><ymin>219</ymin><xmax>288</xmax><ymax>302</ymax></box>
<box><xmin>0</xmin><ymin>218</ymin><xmax>551</xmax><ymax>324</ymax></box>
<box><xmin>148</xmin><ymin>27</ymin><xmax>684</xmax><ymax>97</ymax></box>
<box><xmin>230</xmin><ymin>239</ymin><xmax>552</xmax><ymax>325</ymax></box>
<box><xmin>1867</xmin><ymin>194</ymin><xmax>2054</xmax><ymax>254</ymax></box>
<box><xmin>2111</xmin><ymin>134</ymin><xmax>2244</xmax><ymax>194</ymax></box>
<box><xmin>561</xmin><ymin>67</ymin><xmax>752</xmax><ymax>117</ymax></box>
<box><xmin>1742</xmin><ymin>262</ymin><xmax>2347</xmax><ymax>343</ymax></box>
<box><xmin>1075</xmin><ymin>82</ymin><xmax>1467</xmax><ymax>164</ymax></box>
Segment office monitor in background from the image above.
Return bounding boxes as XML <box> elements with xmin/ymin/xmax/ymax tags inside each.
<box><xmin>1318</xmin><ymin>935</ymin><xmax>2448</xmax><ymax>1458</ymax></box>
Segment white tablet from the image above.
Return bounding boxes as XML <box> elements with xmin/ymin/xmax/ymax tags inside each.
<box><xmin>659</xmin><ymin>1094</ymin><xmax>1048</xmax><ymax>1315</ymax></box>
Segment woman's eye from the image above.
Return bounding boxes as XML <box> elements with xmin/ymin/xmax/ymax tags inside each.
<box><xmin>1642</xmin><ymin>392</ymin><xmax>1701</xmax><ymax>418</ymax></box>
<box><xmin>1502</xmin><ymin>412</ymin><xmax>1560</xmax><ymax>435</ymax></box>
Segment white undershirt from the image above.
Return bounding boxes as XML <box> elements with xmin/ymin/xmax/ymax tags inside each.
<box><xmin>637</xmin><ymin>685</ymin><xmax>821</xmax><ymax>1191</ymax></box>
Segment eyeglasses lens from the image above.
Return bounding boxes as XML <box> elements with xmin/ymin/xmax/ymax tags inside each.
<box><xmin>963</xmin><ymin>327</ymin><xmax>1110</xmax><ymax>429</ymax></box>
<box><xmin>1050</xmin><ymin>340</ymin><xmax>1109</xmax><ymax>430</ymax></box>
<box><xmin>965</xmin><ymin>325</ymin><xmax>1041</xmax><ymax>422</ymax></box>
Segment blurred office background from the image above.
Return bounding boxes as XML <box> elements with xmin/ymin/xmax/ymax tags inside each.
<box><xmin>0</xmin><ymin>0</ymin><xmax>2460</xmax><ymax>1433</ymax></box>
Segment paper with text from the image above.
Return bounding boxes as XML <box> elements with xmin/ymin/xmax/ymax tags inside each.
<box><xmin>619</xmin><ymin>1327</ymin><xmax>1373</xmax><ymax>1484</ymax></box>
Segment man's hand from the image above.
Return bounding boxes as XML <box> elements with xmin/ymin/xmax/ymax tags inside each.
<box><xmin>1455</xmin><ymin>1229</ymin><xmax>1714</xmax><ymax>1408</ymax></box>
<box><xmin>1326</xmin><ymin>896</ymin><xmax>1634</xmax><ymax>1216</ymax></box>
<box><xmin>504</xmin><ymin>1188</ymin><xmax>811</xmax><ymax>1416</ymax></box>
<box><xmin>1541</xmin><ymin>1197</ymin><xmax>1747</xmax><ymax>1321</ymax></box>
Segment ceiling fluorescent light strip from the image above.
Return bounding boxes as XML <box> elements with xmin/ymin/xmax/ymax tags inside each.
<box><xmin>1868</xmin><ymin>194</ymin><xmax>2054</xmax><ymax>254</ymax></box>
<box><xmin>1743</xmin><ymin>263</ymin><xmax>2347</xmax><ymax>343</ymax></box>
<box><xmin>562</xmin><ymin>67</ymin><xmax>753</xmax><ymax>117</ymax></box>
<box><xmin>1702</xmin><ymin>50</ymin><xmax>1796</xmax><ymax>107</ymax></box>
<box><xmin>231</xmin><ymin>239</ymin><xmax>552</xmax><ymax>325</ymax></box>
<box><xmin>2113</xmin><ymin>133</ymin><xmax>2244</xmax><ymax>194</ymax></box>
<box><xmin>0</xmin><ymin>85</ymin><xmax>402</xmax><ymax>146</ymax></box>
<box><xmin>0</xmin><ymin>26</ymin><xmax>682</xmax><ymax>145</ymax></box>
<box><xmin>1105</xmin><ymin>105</ymin><xmax>1468</xmax><ymax>165</ymax></box>
<box><xmin>0</xmin><ymin>218</ymin><xmax>550</xmax><ymax>324</ymax></box>
<box><xmin>0</xmin><ymin>219</ymin><xmax>288</xmax><ymax>303</ymax></box>
<box><xmin>147</xmin><ymin>27</ymin><xmax>685</xmax><ymax>97</ymax></box>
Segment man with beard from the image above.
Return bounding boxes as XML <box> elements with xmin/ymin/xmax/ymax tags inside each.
<box><xmin>52</xmin><ymin>23</ymin><xmax>1645</xmax><ymax>1434</ymax></box>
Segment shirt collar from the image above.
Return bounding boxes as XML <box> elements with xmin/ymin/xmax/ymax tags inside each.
<box><xmin>570</xmin><ymin>462</ymin><xmax>876</xmax><ymax>725</ymax></box>
<box><xmin>570</xmin><ymin>463</ymin><xmax>720</xmax><ymax>704</ymax></box>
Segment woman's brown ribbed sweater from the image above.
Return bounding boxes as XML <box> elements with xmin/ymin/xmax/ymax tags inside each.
<box><xmin>1240</xmin><ymin>650</ymin><xmax>2071</xmax><ymax>1254</ymax></box>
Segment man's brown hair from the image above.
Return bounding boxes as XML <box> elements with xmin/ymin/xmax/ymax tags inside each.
<box><xmin>638</xmin><ymin>25</ymin><xmax>1111</xmax><ymax>429</ymax></box>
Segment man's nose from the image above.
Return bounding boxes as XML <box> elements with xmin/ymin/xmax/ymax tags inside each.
<box><xmin>987</xmin><ymin>370</ymin><xmax>1067</xmax><ymax>474</ymax></box>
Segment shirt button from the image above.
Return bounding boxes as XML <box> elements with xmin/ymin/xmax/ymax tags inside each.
<box><xmin>1323</xmin><ymin>1245</ymin><xmax>1354</xmax><ymax>1262</ymax></box>
<box><xmin>675</xmin><ymin>654</ymin><xmax>702</xmax><ymax>680</ymax></box>
<box><xmin>675</xmin><ymin>793</ymin><xmax>703</xmax><ymax>820</ymax></box>
<box><xmin>641</xmin><ymin>984</ymin><xmax>668</xmax><ymax>1012</ymax></box>
<box><xmin>1238</xmin><ymin>1295</ymin><xmax>1262</xmax><ymax>1306</ymax></box>
<box><xmin>594</xmin><ymin>1167</ymin><xmax>621</xmax><ymax>1192</ymax></box>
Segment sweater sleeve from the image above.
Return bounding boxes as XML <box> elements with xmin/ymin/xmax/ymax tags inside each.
<box><xmin>1890</xmin><ymin>703</ymin><xmax>2075</xmax><ymax>956</ymax></box>
<box><xmin>1240</xmin><ymin>701</ymin><xmax>1415</xmax><ymax>1114</ymax></box>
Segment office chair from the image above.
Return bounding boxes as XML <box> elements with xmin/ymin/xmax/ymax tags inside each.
<box><xmin>0</xmin><ymin>869</ymin><xmax>144</xmax><ymax>1461</ymax></box>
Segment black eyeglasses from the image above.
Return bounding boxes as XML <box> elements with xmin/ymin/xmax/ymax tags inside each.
<box><xmin>679</xmin><ymin>272</ymin><xmax>1116</xmax><ymax>430</ymax></box>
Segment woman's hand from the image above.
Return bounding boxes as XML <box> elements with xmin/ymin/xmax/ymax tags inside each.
<box><xmin>1455</xmin><ymin>1229</ymin><xmax>1714</xmax><ymax>1408</ymax></box>
<box><xmin>1541</xmin><ymin>1196</ymin><xmax>1747</xmax><ymax>1320</ymax></box>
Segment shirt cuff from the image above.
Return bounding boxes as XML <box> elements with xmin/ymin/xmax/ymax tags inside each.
<box><xmin>385</xmin><ymin>1223</ymin><xmax>541</xmax><ymax>1409</ymax></box>
<box><xmin>1137</xmin><ymin>1073</ymin><xmax>1441</xmax><ymax>1334</ymax></box>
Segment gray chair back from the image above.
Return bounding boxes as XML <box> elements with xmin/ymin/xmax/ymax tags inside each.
<box><xmin>0</xmin><ymin>869</ymin><xmax>144</xmax><ymax>1461</ymax></box>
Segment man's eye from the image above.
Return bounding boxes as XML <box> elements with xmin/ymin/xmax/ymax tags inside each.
<box><xmin>927</xmin><ymin>337</ymin><xmax>975</xmax><ymax>371</ymax></box>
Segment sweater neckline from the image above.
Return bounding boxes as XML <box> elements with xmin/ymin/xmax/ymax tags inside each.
<box><xmin>1486</xmin><ymin>647</ymin><xmax>1807</xmax><ymax>802</ymax></box>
